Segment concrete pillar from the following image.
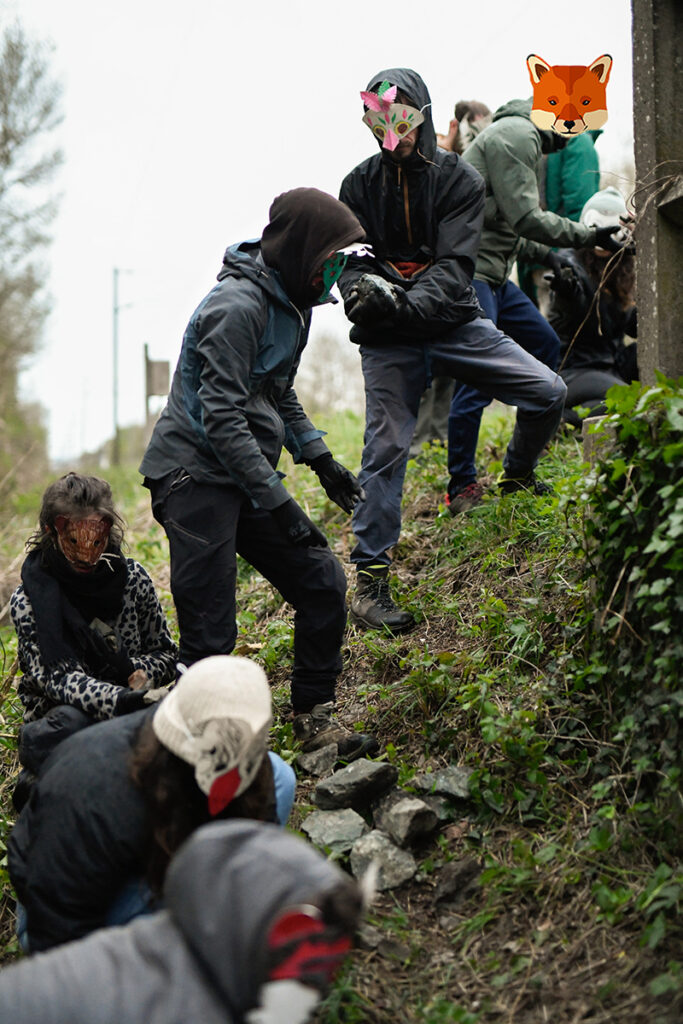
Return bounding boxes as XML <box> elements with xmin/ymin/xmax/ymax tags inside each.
<box><xmin>631</xmin><ymin>0</ymin><xmax>683</xmax><ymax>382</ymax></box>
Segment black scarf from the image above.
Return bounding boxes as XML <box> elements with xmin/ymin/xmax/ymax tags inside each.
<box><xmin>21</xmin><ymin>546</ymin><xmax>132</xmax><ymax>682</ymax></box>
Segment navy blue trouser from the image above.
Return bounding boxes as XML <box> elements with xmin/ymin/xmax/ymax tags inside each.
<box><xmin>148</xmin><ymin>472</ymin><xmax>346</xmax><ymax>713</ymax></box>
<box><xmin>447</xmin><ymin>280</ymin><xmax>562</xmax><ymax>494</ymax></box>
<box><xmin>351</xmin><ymin>314</ymin><xmax>567</xmax><ymax>566</ymax></box>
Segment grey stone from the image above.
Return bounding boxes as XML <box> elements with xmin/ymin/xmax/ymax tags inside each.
<box><xmin>434</xmin><ymin>857</ymin><xmax>481</xmax><ymax>906</ymax></box>
<box><xmin>349</xmin><ymin>829</ymin><xmax>417</xmax><ymax>891</ymax></box>
<box><xmin>313</xmin><ymin>759</ymin><xmax>398</xmax><ymax>810</ymax></box>
<box><xmin>300</xmin><ymin>808</ymin><xmax>368</xmax><ymax>856</ymax></box>
<box><xmin>420</xmin><ymin>793</ymin><xmax>457</xmax><ymax>822</ymax></box>
<box><xmin>373</xmin><ymin>793</ymin><xmax>438</xmax><ymax>846</ymax></box>
<box><xmin>411</xmin><ymin>766</ymin><xmax>473</xmax><ymax>802</ymax></box>
<box><xmin>296</xmin><ymin>743</ymin><xmax>338</xmax><ymax>777</ymax></box>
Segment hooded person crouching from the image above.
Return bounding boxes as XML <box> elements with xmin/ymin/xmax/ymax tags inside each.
<box><xmin>8</xmin><ymin>656</ymin><xmax>297</xmax><ymax>953</ymax></box>
<box><xmin>0</xmin><ymin>819</ymin><xmax>363</xmax><ymax>1024</ymax></box>
<box><xmin>140</xmin><ymin>188</ymin><xmax>377</xmax><ymax>759</ymax></box>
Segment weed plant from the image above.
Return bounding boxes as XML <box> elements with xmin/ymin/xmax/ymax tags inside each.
<box><xmin>0</xmin><ymin>394</ymin><xmax>680</xmax><ymax>1021</ymax></box>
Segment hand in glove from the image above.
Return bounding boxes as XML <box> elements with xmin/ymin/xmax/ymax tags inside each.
<box><xmin>545</xmin><ymin>263</ymin><xmax>582</xmax><ymax>302</ymax></box>
<box><xmin>344</xmin><ymin>274</ymin><xmax>407</xmax><ymax>326</ymax></box>
<box><xmin>593</xmin><ymin>225</ymin><xmax>627</xmax><ymax>254</ymax></box>
<box><xmin>271</xmin><ymin>499</ymin><xmax>328</xmax><ymax>548</ymax></box>
<box><xmin>307</xmin><ymin>454</ymin><xmax>365</xmax><ymax>514</ymax></box>
<box><xmin>544</xmin><ymin>251</ymin><xmax>574</xmax><ymax>278</ymax></box>
<box><xmin>113</xmin><ymin>688</ymin><xmax>149</xmax><ymax>716</ymax></box>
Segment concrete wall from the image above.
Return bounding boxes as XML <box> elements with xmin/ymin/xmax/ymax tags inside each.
<box><xmin>631</xmin><ymin>0</ymin><xmax>683</xmax><ymax>382</ymax></box>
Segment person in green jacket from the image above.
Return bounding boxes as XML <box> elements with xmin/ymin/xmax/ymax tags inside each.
<box><xmin>446</xmin><ymin>99</ymin><xmax>622</xmax><ymax>514</ymax></box>
<box><xmin>518</xmin><ymin>130</ymin><xmax>601</xmax><ymax>307</ymax></box>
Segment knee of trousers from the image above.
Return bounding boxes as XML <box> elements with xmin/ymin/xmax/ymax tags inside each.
<box><xmin>297</xmin><ymin>549</ymin><xmax>347</xmax><ymax>618</ymax></box>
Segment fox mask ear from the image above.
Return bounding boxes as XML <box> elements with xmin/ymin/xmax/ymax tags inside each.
<box><xmin>527</xmin><ymin>54</ymin><xmax>551</xmax><ymax>85</ymax></box>
<box><xmin>589</xmin><ymin>54</ymin><xmax>613</xmax><ymax>84</ymax></box>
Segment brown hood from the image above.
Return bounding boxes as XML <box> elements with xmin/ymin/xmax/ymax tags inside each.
<box><xmin>260</xmin><ymin>187</ymin><xmax>364</xmax><ymax>308</ymax></box>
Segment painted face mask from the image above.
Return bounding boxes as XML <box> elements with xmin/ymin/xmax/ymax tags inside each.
<box><xmin>54</xmin><ymin>515</ymin><xmax>111</xmax><ymax>571</ymax></box>
<box><xmin>315</xmin><ymin>251</ymin><xmax>349</xmax><ymax>304</ymax></box>
<box><xmin>361</xmin><ymin>80</ymin><xmax>425</xmax><ymax>152</ymax></box>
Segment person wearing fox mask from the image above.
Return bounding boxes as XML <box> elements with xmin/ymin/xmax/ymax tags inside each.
<box><xmin>140</xmin><ymin>189</ymin><xmax>377</xmax><ymax>759</ymax></box>
<box><xmin>446</xmin><ymin>85</ymin><xmax>626</xmax><ymax>515</ymax></box>
<box><xmin>338</xmin><ymin>68</ymin><xmax>567</xmax><ymax>632</ymax></box>
<box><xmin>8</xmin><ymin>656</ymin><xmax>297</xmax><ymax>953</ymax></box>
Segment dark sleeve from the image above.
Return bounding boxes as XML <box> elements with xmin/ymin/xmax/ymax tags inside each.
<box><xmin>194</xmin><ymin>283</ymin><xmax>291</xmax><ymax>510</ymax></box>
<box><xmin>9</xmin><ymin>723</ymin><xmax>150</xmax><ymax>951</ymax></box>
<box><xmin>338</xmin><ymin>174</ymin><xmax>376</xmax><ymax>300</ymax></box>
<box><xmin>275</xmin><ymin>317</ymin><xmax>330</xmax><ymax>464</ymax></box>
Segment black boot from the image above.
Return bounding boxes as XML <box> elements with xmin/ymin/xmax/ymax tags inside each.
<box><xmin>350</xmin><ymin>565</ymin><xmax>415</xmax><ymax>634</ymax></box>
<box><xmin>293</xmin><ymin>702</ymin><xmax>379</xmax><ymax>761</ymax></box>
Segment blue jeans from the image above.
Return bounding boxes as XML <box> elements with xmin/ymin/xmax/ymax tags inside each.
<box><xmin>16</xmin><ymin>753</ymin><xmax>296</xmax><ymax>949</ymax></box>
<box><xmin>351</xmin><ymin>314</ymin><xmax>566</xmax><ymax>565</ymax></box>
<box><xmin>447</xmin><ymin>280</ymin><xmax>562</xmax><ymax>493</ymax></box>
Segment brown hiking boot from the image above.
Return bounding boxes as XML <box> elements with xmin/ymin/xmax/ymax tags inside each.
<box><xmin>293</xmin><ymin>702</ymin><xmax>379</xmax><ymax>761</ymax></box>
<box><xmin>350</xmin><ymin>566</ymin><xmax>415</xmax><ymax>634</ymax></box>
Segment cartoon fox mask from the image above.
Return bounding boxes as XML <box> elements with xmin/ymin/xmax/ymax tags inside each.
<box><xmin>527</xmin><ymin>54</ymin><xmax>612</xmax><ymax>136</ymax></box>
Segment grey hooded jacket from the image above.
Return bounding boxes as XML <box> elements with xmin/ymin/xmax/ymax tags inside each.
<box><xmin>462</xmin><ymin>98</ymin><xmax>597</xmax><ymax>287</ymax></box>
<box><xmin>139</xmin><ymin>242</ymin><xmax>329</xmax><ymax>510</ymax></box>
<box><xmin>0</xmin><ymin>820</ymin><xmax>357</xmax><ymax>1024</ymax></box>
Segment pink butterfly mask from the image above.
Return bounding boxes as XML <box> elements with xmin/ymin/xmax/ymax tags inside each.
<box><xmin>361</xmin><ymin>80</ymin><xmax>424</xmax><ymax>151</ymax></box>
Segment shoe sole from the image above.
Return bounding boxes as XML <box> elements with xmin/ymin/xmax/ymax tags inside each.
<box><xmin>350</xmin><ymin>610</ymin><xmax>416</xmax><ymax>635</ymax></box>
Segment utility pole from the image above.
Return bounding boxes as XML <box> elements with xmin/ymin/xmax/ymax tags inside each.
<box><xmin>112</xmin><ymin>268</ymin><xmax>133</xmax><ymax>466</ymax></box>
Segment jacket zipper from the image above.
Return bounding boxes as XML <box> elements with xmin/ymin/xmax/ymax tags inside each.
<box><xmin>396</xmin><ymin>165</ymin><xmax>413</xmax><ymax>246</ymax></box>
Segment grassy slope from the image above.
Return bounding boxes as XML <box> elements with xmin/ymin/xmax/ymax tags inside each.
<box><xmin>0</xmin><ymin>408</ymin><xmax>680</xmax><ymax>1022</ymax></box>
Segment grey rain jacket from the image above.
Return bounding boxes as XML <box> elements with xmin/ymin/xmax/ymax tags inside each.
<box><xmin>140</xmin><ymin>190</ymin><xmax>363</xmax><ymax>510</ymax></box>
<box><xmin>139</xmin><ymin>243</ymin><xmax>328</xmax><ymax>510</ymax></box>
<box><xmin>0</xmin><ymin>820</ymin><xmax>356</xmax><ymax>1024</ymax></box>
<box><xmin>338</xmin><ymin>67</ymin><xmax>486</xmax><ymax>344</ymax></box>
<box><xmin>462</xmin><ymin>98</ymin><xmax>597</xmax><ymax>287</ymax></box>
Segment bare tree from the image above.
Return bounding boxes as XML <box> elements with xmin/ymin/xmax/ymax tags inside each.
<box><xmin>0</xmin><ymin>20</ymin><xmax>62</xmax><ymax>487</ymax></box>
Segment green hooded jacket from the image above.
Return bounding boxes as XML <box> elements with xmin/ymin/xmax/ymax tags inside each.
<box><xmin>462</xmin><ymin>98</ymin><xmax>596</xmax><ymax>286</ymax></box>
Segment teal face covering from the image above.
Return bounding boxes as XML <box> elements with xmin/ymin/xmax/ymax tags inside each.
<box><xmin>315</xmin><ymin>251</ymin><xmax>349</xmax><ymax>304</ymax></box>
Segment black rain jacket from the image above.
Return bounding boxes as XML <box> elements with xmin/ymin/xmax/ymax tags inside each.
<box><xmin>338</xmin><ymin>67</ymin><xmax>485</xmax><ymax>344</ymax></box>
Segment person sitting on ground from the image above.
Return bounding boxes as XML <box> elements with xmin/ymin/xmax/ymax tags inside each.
<box><xmin>9</xmin><ymin>473</ymin><xmax>178</xmax><ymax>789</ymax></box>
<box><xmin>548</xmin><ymin>186</ymin><xmax>637</xmax><ymax>427</ymax></box>
<box><xmin>0</xmin><ymin>819</ymin><xmax>363</xmax><ymax>1024</ymax></box>
<box><xmin>8</xmin><ymin>655</ymin><xmax>296</xmax><ymax>953</ymax></box>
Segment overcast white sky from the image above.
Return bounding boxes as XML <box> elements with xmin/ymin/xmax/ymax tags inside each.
<box><xmin>10</xmin><ymin>0</ymin><xmax>636</xmax><ymax>462</ymax></box>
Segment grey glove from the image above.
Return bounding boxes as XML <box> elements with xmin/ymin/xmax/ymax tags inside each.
<box><xmin>344</xmin><ymin>274</ymin><xmax>407</xmax><ymax>325</ymax></box>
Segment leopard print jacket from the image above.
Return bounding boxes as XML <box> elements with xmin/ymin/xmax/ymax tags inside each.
<box><xmin>10</xmin><ymin>559</ymin><xmax>178</xmax><ymax>722</ymax></box>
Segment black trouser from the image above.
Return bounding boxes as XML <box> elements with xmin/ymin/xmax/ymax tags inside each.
<box><xmin>148</xmin><ymin>471</ymin><xmax>346</xmax><ymax>713</ymax></box>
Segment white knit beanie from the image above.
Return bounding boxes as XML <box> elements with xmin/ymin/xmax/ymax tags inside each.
<box><xmin>153</xmin><ymin>655</ymin><xmax>272</xmax><ymax>815</ymax></box>
<box><xmin>580</xmin><ymin>186</ymin><xmax>628</xmax><ymax>229</ymax></box>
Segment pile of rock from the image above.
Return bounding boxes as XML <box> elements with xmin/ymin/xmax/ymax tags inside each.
<box><xmin>299</xmin><ymin>752</ymin><xmax>473</xmax><ymax>892</ymax></box>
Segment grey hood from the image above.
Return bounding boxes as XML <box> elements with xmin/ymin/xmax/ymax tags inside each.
<box><xmin>165</xmin><ymin>820</ymin><xmax>355</xmax><ymax>1016</ymax></box>
<box><xmin>492</xmin><ymin>96</ymin><xmax>567</xmax><ymax>154</ymax></box>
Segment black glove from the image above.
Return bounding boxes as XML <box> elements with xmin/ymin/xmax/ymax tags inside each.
<box><xmin>113</xmin><ymin>688</ymin><xmax>149</xmax><ymax>716</ymax></box>
<box><xmin>271</xmin><ymin>499</ymin><xmax>328</xmax><ymax>548</ymax></box>
<box><xmin>544</xmin><ymin>251</ymin><xmax>574</xmax><ymax>277</ymax></box>
<box><xmin>307</xmin><ymin>454</ymin><xmax>365</xmax><ymax>514</ymax></box>
<box><xmin>547</xmin><ymin>264</ymin><xmax>582</xmax><ymax>301</ymax></box>
<box><xmin>593</xmin><ymin>225</ymin><xmax>626</xmax><ymax>254</ymax></box>
<box><xmin>344</xmin><ymin>274</ymin><xmax>406</xmax><ymax>326</ymax></box>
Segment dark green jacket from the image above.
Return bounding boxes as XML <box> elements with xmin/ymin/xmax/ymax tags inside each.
<box><xmin>545</xmin><ymin>131</ymin><xmax>601</xmax><ymax>221</ymax></box>
<box><xmin>462</xmin><ymin>98</ymin><xmax>597</xmax><ymax>286</ymax></box>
